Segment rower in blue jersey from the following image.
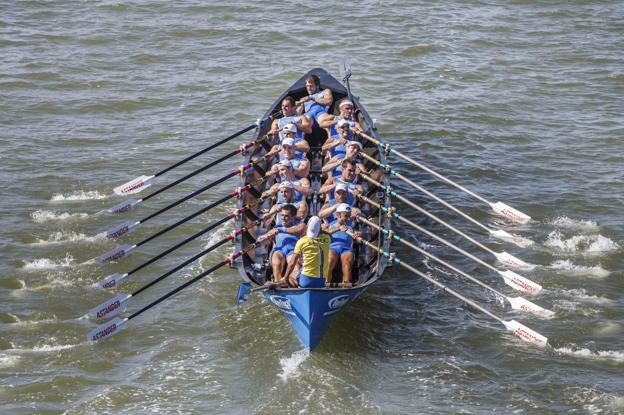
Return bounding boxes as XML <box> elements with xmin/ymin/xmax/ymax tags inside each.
<box><xmin>267</xmin><ymin>136</ymin><xmax>309</xmax><ymax>178</ymax></box>
<box><xmin>324</xmin><ymin>203</ymin><xmax>360</xmax><ymax>286</ymax></box>
<box><xmin>318</xmin><ymin>98</ymin><xmax>363</xmax><ymax>139</ymax></box>
<box><xmin>295</xmin><ymin>74</ymin><xmax>333</xmax><ymax>124</ymax></box>
<box><xmin>257</xmin><ymin>204</ymin><xmax>305</xmax><ymax>284</ymax></box>
<box><xmin>323</xmin><ymin>139</ymin><xmax>366</xmax><ymax>178</ymax></box>
<box><xmin>269</xmin><ymin>96</ymin><xmax>312</xmax><ymax>144</ymax></box>
<box><xmin>321</xmin><ymin>118</ymin><xmax>350</xmax><ymax>159</ymax></box>
<box><xmin>318</xmin><ymin>182</ymin><xmax>361</xmax><ymax>224</ymax></box>
<box><xmin>263</xmin><ymin>181</ymin><xmax>308</xmax><ymax>227</ymax></box>
<box><xmin>262</xmin><ymin>159</ymin><xmax>313</xmax><ymax>202</ymax></box>
<box><xmin>319</xmin><ymin>159</ymin><xmax>363</xmax><ymax>205</ymax></box>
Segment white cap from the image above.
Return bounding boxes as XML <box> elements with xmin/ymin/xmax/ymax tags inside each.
<box><xmin>282</xmin><ymin>137</ymin><xmax>295</xmax><ymax>147</ymax></box>
<box><xmin>306</xmin><ymin>216</ymin><xmax>321</xmax><ymax>237</ymax></box>
<box><xmin>282</xmin><ymin>123</ymin><xmax>298</xmax><ymax>134</ymax></box>
<box><xmin>337</xmin><ymin>119</ymin><xmax>350</xmax><ymax>128</ymax></box>
<box><xmin>335</xmin><ymin>182</ymin><xmax>348</xmax><ymax>193</ymax></box>
<box><xmin>336</xmin><ymin>203</ymin><xmax>352</xmax><ymax>213</ymax></box>
<box><xmin>279</xmin><ymin>181</ymin><xmax>294</xmax><ymax>190</ymax></box>
<box><xmin>347</xmin><ymin>140</ymin><xmax>362</xmax><ymax>149</ymax></box>
<box><xmin>279</xmin><ymin>159</ymin><xmax>292</xmax><ymax>168</ymax></box>
<box><xmin>339</xmin><ymin>100</ymin><xmax>354</xmax><ymax>108</ymax></box>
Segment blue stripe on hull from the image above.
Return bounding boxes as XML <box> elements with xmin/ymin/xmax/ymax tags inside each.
<box><xmin>263</xmin><ymin>286</ymin><xmax>367</xmax><ymax>350</ymax></box>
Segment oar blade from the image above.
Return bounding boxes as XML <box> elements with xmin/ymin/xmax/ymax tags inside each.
<box><xmin>506</xmin><ymin>296</ymin><xmax>555</xmax><ymax>318</ymax></box>
<box><xmin>103</xmin><ymin>198</ymin><xmax>142</xmax><ymax>215</ymax></box>
<box><xmin>87</xmin><ymin>317</ymin><xmax>129</xmax><ymax>342</ymax></box>
<box><xmin>499</xmin><ymin>270</ymin><xmax>542</xmax><ymax>294</ymax></box>
<box><xmin>88</xmin><ymin>294</ymin><xmax>131</xmax><ymax>320</ymax></box>
<box><xmin>104</xmin><ymin>220</ymin><xmax>140</xmax><ymax>240</ymax></box>
<box><xmin>490</xmin><ymin>202</ymin><xmax>531</xmax><ymax>224</ymax></box>
<box><xmin>235</xmin><ymin>282</ymin><xmax>252</xmax><ymax>305</ymax></box>
<box><xmin>494</xmin><ymin>251</ymin><xmax>535</xmax><ymax>270</ymax></box>
<box><xmin>490</xmin><ymin>229</ymin><xmax>534</xmax><ymax>248</ymax></box>
<box><xmin>95</xmin><ymin>244</ymin><xmax>135</xmax><ymax>264</ymax></box>
<box><xmin>503</xmin><ymin>319</ymin><xmax>548</xmax><ymax>346</ymax></box>
<box><xmin>97</xmin><ymin>272</ymin><xmax>128</xmax><ymax>289</ymax></box>
<box><xmin>113</xmin><ymin>175</ymin><xmax>155</xmax><ymax>196</ymax></box>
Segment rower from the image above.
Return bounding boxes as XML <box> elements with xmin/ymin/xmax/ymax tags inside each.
<box><xmin>296</xmin><ymin>74</ymin><xmax>333</xmax><ymax>124</ymax></box>
<box><xmin>319</xmin><ymin>159</ymin><xmax>362</xmax><ymax>205</ymax></box>
<box><xmin>284</xmin><ymin>216</ymin><xmax>330</xmax><ymax>288</ymax></box>
<box><xmin>317</xmin><ymin>99</ymin><xmax>363</xmax><ymax>139</ymax></box>
<box><xmin>322</xmin><ymin>138</ymin><xmax>365</xmax><ymax>178</ymax></box>
<box><xmin>263</xmin><ymin>159</ymin><xmax>313</xmax><ymax>200</ymax></box>
<box><xmin>269</xmin><ymin>96</ymin><xmax>312</xmax><ymax>143</ymax></box>
<box><xmin>258</xmin><ymin>204</ymin><xmax>305</xmax><ymax>283</ymax></box>
<box><xmin>321</xmin><ymin>118</ymin><xmax>350</xmax><ymax>158</ymax></box>
<box><xmin>318</xmin><ymin>182</ymin><xmax>360</xmax><ymax>223</ymax></box>
<box><xmin>324</xmin><ymin>203</ymin><xmax>359</xmax><ymax>286</ymax></box>
<box><xmin>263</xmin><ymin>181</ymin><xmax>308</xmax><ymax>227</ymax></box>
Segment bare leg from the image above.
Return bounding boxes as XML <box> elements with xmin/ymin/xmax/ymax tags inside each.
<box><xmin>271</xmin><ymin>251</ymin><xmax>286</xmax><ymax>282</ymax></box>
<box><xmin>328</xmin><ymin>250</ymin><xmax>339</xmax><ymax>285</ymax></box>
<box><xmin>340</xmin><ymin>251</ymin><xmax>353</xmax><ymax>284</ymax></box>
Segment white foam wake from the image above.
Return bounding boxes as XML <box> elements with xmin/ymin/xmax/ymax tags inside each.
<box><xmin>21</xmin><ymin>253</ymin><xmax>75</xmax><ymax>270</ymax></box>
<box><xmin>549</xmin><ymin>216</ymin><xmax>599</xmax><ymax>231</ymax></box>
<box><xmin>544</xmin><ymin>231</ymin><xmax>619</xmax><ymax>255</ymax></box>
<box><xmin>31</xmin><ymin>231</ymin><xmax>105</xmax><ymax>246</ymax></box>
<box><xmin>548</xmin><ymin>260</ymin><xmax>611</xmax><ymax>278</ymax></box>
<box><xmin>51</xmin><ymin>190</ymin><xmax>108</xmax><ymax>201</ymax></box>
<box><xmin>555</xmin><ymin>346</ymin><xmax>624</xmax><ymax>363</ymax></box>
<box><xmin>31</xmin><ymin>210</ymin><xmax>89</xmax><ymax>223</ymax></box>
<box><xmin>279</xmin><ymin>348</ymin><xmax>310</xmax><ymax>381</ymax></box>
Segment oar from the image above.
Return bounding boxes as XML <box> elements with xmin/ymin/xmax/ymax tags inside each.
<box><xmin>349</xmin><ymin>231</ymin><xmax>548</xmax><ymax>346</ymax></box>
<box><xmin>103</xmin><ymin>135</ymin><xmax>269</xmax><ymax>215</ymax></box>
<box><xmin>357</xmin><ymin>216</ymin><xmax>552</xmax><ymax>317</ymax></box>
<box><xmin>112</xmin><ymin>117</ymin><xmax>271</xmax><ymax>196</ymax></box>
<box><xmin>102</xmin><ymin>153</ymin><xmax>271</xmax><ymax>241</ymax></box>
<box><xmin>356</xmin><ymin>130</ymin><xmax>532</xmax><ymax>224</ymax></box>
<box><xmin>86</xmin><ymin>243</ymin><xmax>258</xmax><ymax>342</ymax></box>
<box><xmin>358</xmin><ymin>173</ymin><xmax>535</xmax><ymax>270</ymax></box>
<box><xmin>354</xmin><ymin>190</ymin><xmax>541</xmax><ymax>294</ymax></box>
<box><xmin>361</xmin><ymin>153</ymin><xmax>533</xmax><ymax>248</ymax></box>
<box><xmin>89</xmin><ymin>220</ymin><xmax>261</xmax><ymax>320</ymax></box>
<box><xmin>93</xmin><ymin>178</ymin><xmax>268</xmax><ymax>265</ymax></box>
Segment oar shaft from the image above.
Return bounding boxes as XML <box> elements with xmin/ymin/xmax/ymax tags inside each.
<box><xmin>359</xmin><ymin>173</ymin><xmax>496</xmax><ymax>258</ymax></box>
<box><xmin>358</xmin><ymin>216</ymin><xmax>505</xmax><ymax>298</ymax></box>
<box><xmin>154</xmin><ymin>123</ymin><xmax>258</xmax><ymax>178</ymax></box>
<box><xmin>357</xmin><ymin>130</ymin><xmax>490</xmax><ymax>205</ymax></box>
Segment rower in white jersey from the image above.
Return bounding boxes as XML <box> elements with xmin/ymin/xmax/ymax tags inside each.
<box><xmin>295</xmin><ymin>74</ymin><xmax>334</xmax><ymax>124</ymax></box>
<box><xmin>317</xmin><ymin>98</ymin><xmax>363</xmax><ymax>139</ymax></box>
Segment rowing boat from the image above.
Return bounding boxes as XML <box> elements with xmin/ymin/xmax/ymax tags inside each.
<box><xmin>234</xmin><ymin>68</ymin><xmax>391</xmax><ymax>350</ymax></box>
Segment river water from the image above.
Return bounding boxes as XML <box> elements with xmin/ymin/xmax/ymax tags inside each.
<box><xmin>1</xmin><ymin>1</ymin><xmax>623</xmax><ymax>414</ymax></box>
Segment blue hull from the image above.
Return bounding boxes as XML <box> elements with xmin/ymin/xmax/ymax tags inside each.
<box><xmin>263</xmin><ymin>286</ymin><xmax>369</xmax><ymax>350</ymax></box>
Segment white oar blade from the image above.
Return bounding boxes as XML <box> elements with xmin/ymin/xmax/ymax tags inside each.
<box><xmin>87</xmin><ymin>317</ymin><xmax>128</xmax><ymax>342</ymax></box>
<box><xmin>103</xmin><ymin>198</ymin><xmax>141</xmax><ymax>215</ymax></box>
<box><xmin>105</xmin><ymin>220</ymin><xmax>139</xmax><ymax>240</ymax></box>
<box><xmin>98</xmin><ymin>272</ymin><xmax>128</xmax><ymax>289</ymax></box>
<box><xmin>503</xmin><ymin>319</ymin><xmax>548</xmax><ymax>346</ymax></box>
<box><xmin>490</xmin><ymin>202</ymin><xmax>531</xmax><ymax>224</ymax></box>
<box><xmin>494</xmin><ymin>251</ymin><xmax>535</xmax><ymax>270</ymax></box>
<box><xmin>88</xmin><ymin>294</ymin><xmax>131</xmax><ymax>320</ymax></box>
<box><xmin>95</xmin><ymin>244</ymin><xmax>135</xmax><ymax>264</ymax></box>
<box><xmin>113</xmin><ymin>175</ymin><xmax>155</xmax><ymax>196</ymax></box>
<box><xmin>498</xmin><ymin>270</ymin><xmax>542</xmax><ymax>294</ymax></box>
<box><xmin>506</xmin><ymin>296</ymin><xmax>555</xmax><ymax>318</ymax></box>
<box><xmin>490</xmin><ymin>229</ymin><xmax>534</xmax><ymax>248</ymax></box>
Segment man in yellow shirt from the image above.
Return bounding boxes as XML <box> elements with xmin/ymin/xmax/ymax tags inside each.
<box><xmin>284</xmin><ymin>216</ymin><xmax>330</xmax><ymax>288</ymax></box>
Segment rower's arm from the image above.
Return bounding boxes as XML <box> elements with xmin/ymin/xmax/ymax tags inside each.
<box><xmin>297</xmin><ymin>200</ymin><xmax>309</xmax><ymax>220</ymax></box>
<box><xmin>318</xmin><ymin>203</ymin><xmax>335</xmax><ymax>219</ymax></box>
<box><xmin>293</xmin><ymin>159</ymin><xmax>310</xmax><ymax>178</ymax></box>
<box><xmin>313</xmin><ymin>88</ymin><xmax>333</xmax><ymax>107</ymax></box>
<box><xmin>295</xmin><ymin>138</ymin><xmax>310</xmax><ymax>154</ymax></box>
<box><xmin>297</xmin><ymin>114</ymin><xmax>313</xmax><ymax>134</ymax></box>
<box><xmin>317</xmin><ymin>113</ymin><xmax>336</xmax><ymax>129</ymax></box>
<box><xmin>318</xmin><ymin>177</ymin><xmax>336</xmax><ymax>194</ymax></box>
<box><xmin>294</xmin><ymin>178</ymin><xmax>313</xmax><ymax>197</ymax></box>
<box><xmin>321</xmin><ymin>157</ymin><xmax>341</xmax><ymax>175</ymax></box>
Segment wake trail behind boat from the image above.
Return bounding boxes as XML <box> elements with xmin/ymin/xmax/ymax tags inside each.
<box><xmin>50</xmin><ymin>190</ymin><xmax>109</xmax><ymax>202</ymax></box>
<box><xmin>31</xmin><ymin>210</ymin><xmax>91</xmax><ymax>223</ymax></box>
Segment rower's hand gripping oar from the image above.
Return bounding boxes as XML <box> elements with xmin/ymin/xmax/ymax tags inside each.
<box><xmin>358</xmin><ymin>173</ymin><xmax>535</xmax><ymax>272</ymax></box>
<box><xmin>89</xmin><ymin>220</ymin><xmax>261</xmax><ymax>320</ymax></box>
<box><xmin>86</xmin><ymin>243</ymin><xmax>258</xmax><ymax>342</ymax></box>
<box><xmin>353</xmin><ymin>189</ymin><xmax>542</xmax><ymax>295</ymax></box>
<box><xmin>357</xmin><ymin>216</ymin><xmax>552</xmax><ymax>317</ymax></box>
<box><xmin>102</xmin><ymin>135</ymin><xmax>269</xmax><ymax>215</ymax></box>
<box><xmin>101</xmin><ymin>153</ymin><xmax>271</xmax><ymax>242</ymax></box>
<box><xmin>113</xmin><ymin>117</ymin><xmax>271</xmax><ymax>196</ymax></box>
<box><xmin>349</xmin><ymin>231</ymin><xmax>548</xmax><ymax>346</ymax></box>
<box><xmin>361</xmin><ymin>153</ymin><xmax>533</xmax><ymax>248</ymax></box>
<box><xmin>356</xmin><ymin>130</ymin><xmax>532</xmax><ymax>224</ymax></box>
<box><xmin>95</xmin><ymin>190</ymin><xmax>268</xmax><ymax>288</ymax></box>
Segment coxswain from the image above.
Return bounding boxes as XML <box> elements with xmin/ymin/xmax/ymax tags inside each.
<box><xmin>295</xmin><ymin>74</ymin><xmax>334</xmax><ymax>123</ymax></box>
<box><xmin>284</xmin><ymin>216</ymin><xmax>330</xmax><ymax>288</ymax></box>
<box><xmin>257</xmin><ymin>204</ymin><xmax>305</xmax><ymax>283</ymax></box>
<box><xmin>324</xmin><ymin>203</ymin><xmax>359</xmax><ymax>286</ymax></box>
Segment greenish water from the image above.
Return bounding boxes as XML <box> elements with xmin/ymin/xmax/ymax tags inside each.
<box><xmin>1</xmin><ymin>1</ymin><xmax>623</xmax><ymax>414</ymax></box>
